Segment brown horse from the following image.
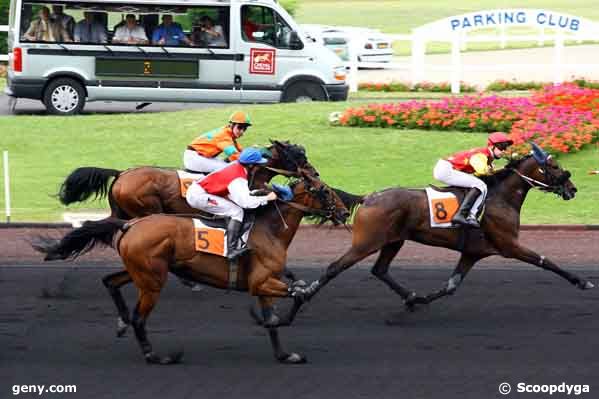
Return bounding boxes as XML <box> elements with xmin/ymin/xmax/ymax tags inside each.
<box><xmin>58</xmin><ymin>141</ymin><xmax>315</xmax><ymax>288</ymax></box>
<box><xmin>34</xmin><ymin>171</ymin><xmax>349</xmax><ymax>365</ymax></box>
<box><xmin>57</xmin><ymin>140</ymin><xmax>317</xmax><ymax>219</ymax></box>
<box><xmin>291</xmin><ymin>143</ymin><xmax>593</xmax><ymax>319</ymax></box>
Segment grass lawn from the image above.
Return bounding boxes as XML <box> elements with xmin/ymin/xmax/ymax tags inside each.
<box><xmin>297</xmin><ymin>1</ymin><xmax>599</xmax><ymax>55</ymax></box>
<box><xmin>0</xmin><ymin>78</ymin><xmax>5</xmax><ymax>92</ymax></box>
<box><xmin>0</xmin><ymin>100</ymin><xmax>597</xmax><ymax>223</ymax></box>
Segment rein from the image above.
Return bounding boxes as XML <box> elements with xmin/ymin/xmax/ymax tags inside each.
<box><xmin>278</xmin><ymin>199</ymin><xmax>333</xmax><ymax>218</ymax></box>
<box><xmin>264</xmin><ymin>166</ymin><xmax>300</xmax><ymax>177</ymax></box>
<box><xmin>513</xmin><ymin>169</ymin><xmax>551</xmax><ymax>190</ymax></box>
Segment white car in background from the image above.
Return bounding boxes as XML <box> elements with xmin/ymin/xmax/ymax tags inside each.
<box><xmin>301</xmin><ymin>24</ymin><xmax>394</xmax><ymax>64</ymax></box>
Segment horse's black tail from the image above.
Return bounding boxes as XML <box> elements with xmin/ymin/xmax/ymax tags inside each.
<box><xmin>31</xmin><ymin>218</ymin><xmax>127</xmax><ymax>261</ymax></box>
<box><xmin>332</xmin><ymin>187</ymin><xmax>365</xmax><ymax>215</ymax></box>
<box><xmin>58</xmin><ymin>167</ymin><xmax>121</xmax><ymax>205</ymax></box>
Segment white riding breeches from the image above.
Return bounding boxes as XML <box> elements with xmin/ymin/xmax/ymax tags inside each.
<box><xmin>183</xmin><ymin>150</ymin><xmax>228</xmax><ymax>173</ymax></box>
<box><xmin>433</xmin><ymin>159</ymin><xmax>487</xmax><ymax>216</ymax></box>
<box><xmin>186</xmin><ymin>183</ymin><xmax>244</xmax><ymax>222</ymax></box>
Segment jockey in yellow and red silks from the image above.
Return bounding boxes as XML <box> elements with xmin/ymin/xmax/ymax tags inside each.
<box><xmin>433</xmin><ymin>132</ymin><xmax>514</xmax><ymax>228</ymax></box>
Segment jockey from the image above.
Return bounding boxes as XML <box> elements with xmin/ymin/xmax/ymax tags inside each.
<box><xmin>185</xmin><ymin>147</ymin><xmax>277</xmax><ymax>259</ymax></box>
<box><xmin>433</xmin><ymin>132</ymin><xmax>514</xmax><ymax>228</ymax></box>
<box><xmin>183</xmin><ymin>111</ymin><xmax>252</xmax><ymax>173</ymax></box>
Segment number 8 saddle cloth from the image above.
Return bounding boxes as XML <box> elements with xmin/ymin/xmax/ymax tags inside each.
<box><xmin>425</xmin><ymin>186</ymin><xmax>460</xmax><ymax>228</ymax></box>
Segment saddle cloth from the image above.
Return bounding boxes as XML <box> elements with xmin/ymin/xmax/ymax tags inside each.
<box><xmin>425</xmin><ymin>187</ymin><xmax>460</xmax><ymax>228</ymax></box>
<box><xmin>192</xmin><ymin>218</ymin><xmax>251</xmax><ymax>257</ymax></box>
<box><xmin>177</xmin><ymin>170</ymin><xmax>205</xmax><ymax>198</ymax></box>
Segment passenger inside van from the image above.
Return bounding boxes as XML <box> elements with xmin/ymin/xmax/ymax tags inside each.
<box><xmin>112</xmin><ymin>14</ymin><xmax>148</xmax><ymax>44</ymax></box>
<box><xmin>74</xmin><ymin>12</ymin><xmax>107</xmax><ymax>43</ymax></box>
<box><xmin>50</xmin><ymin>5</ymin><xmax>75</xmax><ymax>37</ymax></box>
<box><xmin>23</xmin><ymin>6</ymin><xmax>72</xmax><ymax>42</ymax></box>
<box><xmin>151</xmin><ymin>14</ymin><xmax>193</xmax><ymax>46</ymax></box>
<box><xmin>241</xmin><ymin>7</ymin><xmax>272</xmax><ymax>42</ymax></box>
<box><xmin>192</xmin><ymin>15</ymin><xmax>226</xmax><ymax>47</ymax></box>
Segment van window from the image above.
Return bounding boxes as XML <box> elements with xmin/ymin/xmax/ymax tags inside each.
<box><xmin>241</xmin><ymin>5</ymin><xmax>298</xmax><ymax>49</ymax></box>
<box><xmin>18</xmin><ymin>1</ymin><xmax>230</xmax><ymax>49</ymax></box>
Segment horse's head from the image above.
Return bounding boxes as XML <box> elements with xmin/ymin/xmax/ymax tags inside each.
<box><xmin>518</xmin><ymin>142</ymin><xmax>577</xmax><ymax>200</ymax></box>
<box><xmin>265</xmin><ymin>140</ymin><xmax>320</xmax><ymax>177</ymax></box>
<box><xmin>289</xmin><ymin>169</ymin><xmax>350</xmax><ymax>225</ymax></box>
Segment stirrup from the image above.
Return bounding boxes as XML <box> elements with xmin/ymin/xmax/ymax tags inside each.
<box><xmin>464</xmin><ymin>215</ymin><xmax>480</xmax><ymax>228</ymax></box>
<box><xmin>227</xmin><ymin>246</ymin><xmax>250</xmax><ymax>260</ymax></box>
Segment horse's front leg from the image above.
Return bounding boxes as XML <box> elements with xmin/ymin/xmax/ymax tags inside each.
<box><xmin>502</xmin><ymin>243</ymin><xmax>594</xmax><ymax>290</ymax></box>
<box><xmin>407</xmin><ymin>253</ymin><xmax>482</xmax><ymax>308</ymax></box>
<box><xmin>257</xmin><ymin>296</ymin><xmax>306</xmax><ymax>364</ymax></box>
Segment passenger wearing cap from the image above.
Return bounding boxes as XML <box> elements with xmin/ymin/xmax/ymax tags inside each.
<box><xmin>433</xmin><ymin>132</ymin><xmax>514</xmax><ymax>228</ymax></box>
<box><xmin>185</xmin><ymin>148</ymin><xmax>278</xmax><ymax>259</ymax></box>
<box><xmin>183</xmin><ymin>111</ymin><xmax>252</xmax><ymax>173</ymax></box>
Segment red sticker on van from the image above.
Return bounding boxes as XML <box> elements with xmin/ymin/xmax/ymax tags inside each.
<box><xmin>249</xmin><ymin>48</ymin><xmax>276</xmax><ymax>75</ymax></box>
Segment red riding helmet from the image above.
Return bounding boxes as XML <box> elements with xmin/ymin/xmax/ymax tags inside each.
<box><xmin>488</xmin><ymin>132</ymin><xmax>514</xmax><ymax>148</ymax></box>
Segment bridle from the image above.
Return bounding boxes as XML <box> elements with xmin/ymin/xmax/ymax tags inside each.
<box><xmin>274</xmin><ymin>175</ymin><xmax>342</xmax><ymax>228</ymax></box>
<box><xmin>512</xmin><ymin>157</ymin><xmax>571</xmax><ymax>196</ymax></box>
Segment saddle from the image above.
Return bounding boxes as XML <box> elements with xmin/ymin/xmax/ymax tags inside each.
<box><xmin>176</xmin><ymin>170</ymin><xmax>206</xmax><ymax>198</ymax></box>
<box><xmin>425</xmin><ymin>185</ymin><xmax>485</xmax><ymax>228</ymax></box>
<box><xmin>191</xmin><ymin>213</ymin><xmax>255</xmax><ymax>256</ymax></box>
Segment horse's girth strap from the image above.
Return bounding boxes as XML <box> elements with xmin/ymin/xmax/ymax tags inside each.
<box><xmin>228</xmin><ymin>259</ymin><xmax>238</xmax><ymax>290</ymax></box>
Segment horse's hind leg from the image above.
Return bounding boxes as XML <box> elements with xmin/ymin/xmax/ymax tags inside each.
<box><xmin>371</xmin><ymin>240</ymin><xmax>416</xmax><ymax>301</ymax></box>
<box><xmin>102</xmin><ymin>270</ymin><xmax>133</xmax><ymax>337</ymax></box>
<box><xmin>131</xmin><ymin>288</ymin><xmax>183</xmax><ymax>365</ymax></box>
<box><xmin>304</xmin><ymin>244</ymin><xmax>379</xmax><ymax>302</ymax></box>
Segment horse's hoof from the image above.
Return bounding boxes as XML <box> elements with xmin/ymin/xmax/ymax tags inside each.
<box><xmin>116</xmin><ymin>317</ymin><xmax>129</xmax><ymax>337</ymax></box>
<box><xmin>279</xmin><ymin>352</ymin><xmax>307</xmax><ymax>364</ymax></box>
<box><xmin>292</xmin><ymin>279</ymin><xmax>308</xmax><ymax>288</ymax></box>
<box><xmin>145</xmin><ymin>351</ymin><xmax>184</xmax><ymax>365</ymax></box>
<box><xmin>579</xmin><ymin>281</ymin><xmax>595</xmax><ymax>290</ymax></box>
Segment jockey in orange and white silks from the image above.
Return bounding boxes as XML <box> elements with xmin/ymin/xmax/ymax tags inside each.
<box><xmin>433</xmin><ymin>132</ymin><xmax>513</xmax><ymax>228</ymax></box>
<box><xmin>186</xmin><ymin>148</ymin><xmax>277</xmax><ymax>259</ymax></box>
<box><xmin>183</xmin><ymin>111</ymin><xmax>251</xmax><ymax>173</ymax></box>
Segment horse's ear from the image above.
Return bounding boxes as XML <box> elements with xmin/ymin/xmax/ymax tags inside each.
<box><xmin>529</xmin><ymin>141</ymin><xmax>548</xmax><ymax>165</ymax></box>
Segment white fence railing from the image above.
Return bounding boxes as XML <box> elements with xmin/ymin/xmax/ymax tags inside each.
<box><xmin>347</xmin><ymin>31</ymin><xmax>599</xmax><ymax>94</ymax></box>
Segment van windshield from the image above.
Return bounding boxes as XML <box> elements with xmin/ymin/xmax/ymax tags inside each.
<box><xmin>19</xmin><ymin>1</ymin><xmax>230</xmax><ymax>48</ymax></box>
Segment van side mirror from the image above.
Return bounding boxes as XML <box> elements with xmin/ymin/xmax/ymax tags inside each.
<box><xmin>289</xmin><ymin>31</ymin><xmax>303</xmax><ymax>50</ymax></box>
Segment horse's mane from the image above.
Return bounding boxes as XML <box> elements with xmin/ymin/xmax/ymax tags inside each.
<box><xmin>479</xmin><ymin>155</ymin><xmax>531</xmax><ymax>187</ymax></box>
<box><xmin>267</xmin><ymin>140</ymin><xmax>309</xmax><ymax>172</ymax></box>
<box><xmin>332</xmin><ymin>187</ymin><xmax>364</xmax><ymax>214</ymax></box>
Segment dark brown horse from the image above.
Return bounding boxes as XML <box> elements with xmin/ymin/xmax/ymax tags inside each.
<box><xmin>292</xmin><ymin>143</ymin><xmax>593</xmax><ymax>318</ymax></box>
<box><xmin>57</xmin><ymin>140</ymin><xmax>317</xmax><ymax>219</ymax></box>
<box><xmin>34</xmin><ymin>171</ymin><xmax>349</xmax><ymax>365</ymax></box>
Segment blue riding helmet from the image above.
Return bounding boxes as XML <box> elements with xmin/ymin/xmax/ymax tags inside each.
<box><xmin>238</xmin><ymin>148</ymin><xmax>269</xmax><ymax>165</ymax></box>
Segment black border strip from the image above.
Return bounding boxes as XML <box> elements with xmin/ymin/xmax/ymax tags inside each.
<box><xmin>27</xmin><ymin>48</ymin><xmax>244</xmax><ymax>61</ymax></box>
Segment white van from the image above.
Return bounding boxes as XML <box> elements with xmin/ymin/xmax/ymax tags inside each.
<box><xmin>5</xmin><ymin>0</ymin><xmax>349</xmax><ymax>114</ymax></box>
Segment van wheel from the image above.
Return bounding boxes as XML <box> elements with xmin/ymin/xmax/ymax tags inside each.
<box><xmin>283</xmin><ymin>82</ymin><xmax>327</xmax><ymax>103</ymax></box>
<box><xmin>43</xmin><ymin>78</ymin><xmax>86</xmax><ymax>115</ymax></box>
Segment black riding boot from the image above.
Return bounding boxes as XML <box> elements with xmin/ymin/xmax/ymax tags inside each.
<box><xmin>226</xmin><ymin>219</ymin><xmax>248</xmax><ymax>259</ymax></box>
<box><xmin>452</xmin><ymin>188</ymin><xmax>482</xmax><ymax>228</ymax></box>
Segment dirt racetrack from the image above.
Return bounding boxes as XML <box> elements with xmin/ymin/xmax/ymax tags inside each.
<box><xmin>1</xmin><ymin>227</ymin><xmax>598</xmax><ymax>399</ymax></box>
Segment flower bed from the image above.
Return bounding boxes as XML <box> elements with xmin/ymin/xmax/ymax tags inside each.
<box><xmin>358</xmin><ymin>81</ymin><xmax>477</xmax><ymax>93</ymax></box>
<box><xmin>337</xmin><ymin>83</ymin><xmax>599</xmax><ymax>154</ymax></box>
